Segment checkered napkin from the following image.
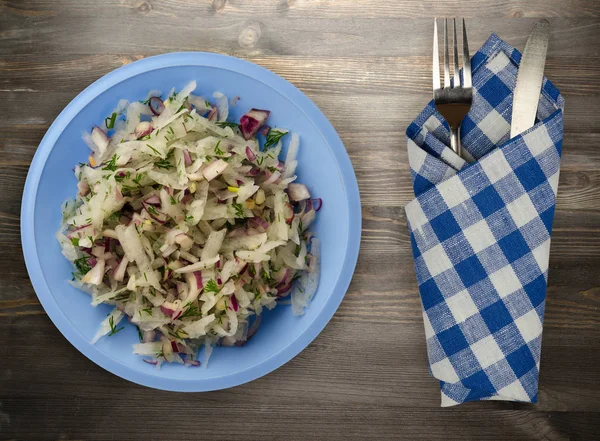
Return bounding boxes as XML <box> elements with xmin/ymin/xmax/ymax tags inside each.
<box><xmin>405</xmin><ymin>34</ymin><xmax>564</xmax><ymax>406</ymax></box>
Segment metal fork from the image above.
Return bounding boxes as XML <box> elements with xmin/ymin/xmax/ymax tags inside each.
<box><xmin>433</xmin><ymin>18</ymin><xmax>472</xmax><ymax>159</ymax></box>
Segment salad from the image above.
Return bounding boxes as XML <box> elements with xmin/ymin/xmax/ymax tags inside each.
<box><xmin>56</xmin><ymin>81</ymin><xmax>321</xmax><ymax>367</ymax></box>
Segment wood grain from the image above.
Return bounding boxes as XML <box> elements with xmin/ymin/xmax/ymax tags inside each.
<box><xmin>1</xmin><ymin>0</ymin><xmax>599</xmax><ymax>440</ymax></box>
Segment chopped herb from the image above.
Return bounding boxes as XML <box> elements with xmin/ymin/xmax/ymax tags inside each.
<box><xmin>294</xmin><ymin>244</ymin><xmax>301</xmax><ymax>256</ymax></box>
<box><xmin>278</xmin><ymin>213</ymin><xmax>281</xmax><ymax>223</ymax></box>
<box><xmin>154</xmin><ymin>159</ymin><xmax>173</xmax><ymax>170</ymax></box>
<box><xmin>203</xmin><ymin>279</ymin><xmax>219</xmax><ymax>293</ymax></box>
<box><xmin>169</xmin><ymin>328</ymin><xmax>189</xmax><ymax>339</ymax></box>
<box><xmin>145</xmin><ymin>144</ymin><xmax>161</xmax><ymax>156</ymax></box>
<box><xmin>298</xmin><ymin>220</ymin><xmax>303</xmax><ymax>232</ymax></box>
<box><xmin>142</xmin><ymin>307</ymin><xmax>153</xmax><ymax>316</ymax></box>
<box><xmin>108</xmin><ymin>315</ymin><xmax>124</xmax><ymax>336</ymax></box>
<box><xmin>149</xmin><ymin>287</ymin><xmax>156</xmax><ymax>297</ymax></box>
<box><xmin>176</xmin><ymin>98</ymin><xmax>188</xmax><ymax>113</ymax></box>
<box><xmin>260</xmin><ymin>267</ymin><xmax>271</xmax><ymax>282</ymax></box>
<box><xmin>71</xmin><ymin>237</ymin><xmax>80</xmax><ymax>246</ymax></box>
<box><xmin>114</xmin><ymin>291</ymin><xmax>131</xmax><ymax>302</ymax></box>
<box><xmin>146</xmin><ymin>206</ymin><xmax>158</xmax><ymax>216</ymax></box>
<box><xmin>215</xmin><ymin>122</ymin><xmax>239</xmax><ymax>128</ymax></box>
<box><xmin>74</xmin><ymin>256</ymin><xmax>91</xmax><ymax>275</ymax></box>
<box><xmin>179</xmin><ymin>304</ymin><xmax>200</xmax><ymax>319</ymax></box>
<box><xmin>214</xmin><ymin>140</ymin><xmax>224</xmax><ymax>156</ymax></box>
<box><xmin>169</xmin><ymin>196</ymin><xmax>177</xmax><ymax>205</ymax></box>
<box><xmin>184</xmin><ymin>214</ymin><xmax>194</xmax><ymax>223</ymax></box>
<box><xmin>264</xmin><ymin>129</ymin><xmax>288</xmax><ymax>148</ymax></box>
<box><xmin>137</xmin><ymin>327</ymin><xmax>144</xmax><ymax>342</ymax></box>
<box><xmin>256</xmin><ymin>156</ymin><xmax>265</xmax><ymax>166</ymax></box>
<box><xmin>232</xmin><ymin>202</ymin><xmax>245</xmax><ymax>218</ymax></box>
<box><xmin>102</xmin><ymin>154</ymin><xmax>119</xmax><ymax>172</ymax></box>
<box><xmin>133</xmin><ymin>173</ymin><xmax>143</xmax><ymax>186</ymax></box>
<box><xmin>140</xmin><ymin>133</ymin><xmax>152</xmax><ymax>141</ymax></box>
<box><xmin>104</xmin><ymin>112</ymin><xmax>117</xmax><ymax>129</ymax></box>
<box><xmin>204</xmin><ymin>100</ymin><xmax>211</xmax><ymax>108</ymax></box>
<box><xmin>143</xmin><ymin>272</ymin><xmax>148</xmax><ymax>281</ymax></box>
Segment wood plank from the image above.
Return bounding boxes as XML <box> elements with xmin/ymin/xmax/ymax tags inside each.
<box><xmin>0</xmin><ymin>90</ymin><xmax>598</xmax><ymax>138</ymax></box>
<box><xmin>1</xmin><ymin>11</ymin><xmax>599</xmax><ymax>58</ymax></box>
<box><xmin>2</xmin><ymin>55</ymin><xmax>599</xmax><ymax>97</ymax></box>
<box><xmin>0</xmin><ymin>315</ymin><xmax>598</xmax><ymax>424</ymax></box>
<box><xmin>2</xmin><ymin>0</ymin><xmax>599</xmax><ymax>20</ymax></box>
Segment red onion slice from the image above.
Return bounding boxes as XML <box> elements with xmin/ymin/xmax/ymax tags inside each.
<box><xmin>194</xmin><ymin>271</ymin><xmax>203</xmax><ymax>289</ymax></box>
<box><xmin>245</xmin><ymin>146</ymin><xmax>257</xmax><ymax>162</ymax></box>
<box><xmin>185</xmin><ymin>358</ymin><xmax>201</xmax><ymax>367</ymax></box>
<box><xmin>263</xmin><ymin>170</ymin><xmax>280</xmax><ymax>185</ymax></box>
<box><xmin>134</xmin><ymin>121</ymin><xmax>153</xmax><ymax>138</ymax></box>
<box><xmin>229</xmin><ymin>295</ymin><xmax>239</xmax><ymax>311</ymax></box>
<box><xmin>240</xmin><ymin>109</ymin><xmax>270</xmax><ymax>140</ymax></box>
<box><xmin>275</xmin><ymin>268</ymin><xmax>291</xmax><ymax>289</ymax></box>
<box><xmin>248</xmin><ymin>217</ymin><xmax>269</xmax><ymax>230</ymax></box>
<box><xmin>246</xmin><ymin>167</ymin><xmax>260</xmax><ymax>177</ymax></box>
<box><xmin>277</xmin><ymin>282</ymin><xmax>293</xmax><ymax>297</ymax></box>
<box><xmin>247</xmin><ymin>315</ymin><xmax>262</xmax><ymax>339</ymax></box>
<box><xmin>284</xmin><ymin>203</ymin><xmax>294</xmax><ymax>225</ymax></box>
<box><xmin>183</xmin><ymin>149</ymin><xmax>192</xmax><ymax>166</ymax></box>
<box><xmin>143</xmin><ymin>195</ymin><xmax>161</xmax><ymax>206</ymax></box>
<box><xmin>260</xmin><ymin>125</ymin><xmax>271</xmax><ymax>136</ymax></box>
<box><xmin>207</xmin><ymin>106</ymin><xmax>218</xmax><ymax>122</ymax></box>
<box><xmin>180</xmin><ymin>193</ymin><xmax>193</xmax><ymax>204</ymax></box>
<box><xmin>148</xmin><ymin>97</ymin><xmax>165</xmax><ymax>116</ymax></box>
<box><xmin>160</xmin><ymin>305</ymin><xmax>176</xmax><ymax>318</ymax></box>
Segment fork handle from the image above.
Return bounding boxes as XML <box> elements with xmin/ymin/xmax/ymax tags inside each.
<box><xmin>450</xmin><ymin>126</ymin><xmax>462</xmax><ymax>158</ymax></box>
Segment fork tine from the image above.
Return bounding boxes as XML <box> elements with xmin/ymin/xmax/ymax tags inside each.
<box><xmin>462</xmin><ymin>18</ymin><xmax>472</xmax><ymax>88</ymax></box>
<box><xmin>433</xmin><ymin>19</ymin><xmax>441</xmax><ymax>90</ymax></box>
<box><xmin>443</xmin><ymin>19</ymin><xmax>450</xmax><ymax>88</ymax></box>
<box><xmin>453</xmin><ymin>18</ymin><xmax>460</xmax><ymax>87</ymax></box>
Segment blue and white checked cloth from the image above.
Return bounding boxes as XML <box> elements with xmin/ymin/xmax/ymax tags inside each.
<box><xmin>405</xmin><ymin>34</ymin><xmax>564</xmax><ymax>406</ymax></box>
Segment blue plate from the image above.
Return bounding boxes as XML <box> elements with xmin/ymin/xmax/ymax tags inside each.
<box><xmin>21</xmin><ymin>52</ymin><xmax>361</xmax><ymax>391</ymax></box>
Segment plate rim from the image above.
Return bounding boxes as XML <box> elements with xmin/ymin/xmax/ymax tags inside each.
<box><xmin>20</xmin><ymin>51</ymin><xmax>361</xmax><ymax>392</ymax></box>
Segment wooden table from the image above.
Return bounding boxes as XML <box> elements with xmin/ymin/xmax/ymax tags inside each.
<box><xmin>1</xmin><ymin>1</ymin><xmax>599</xmax><ymax>439</ymax></box>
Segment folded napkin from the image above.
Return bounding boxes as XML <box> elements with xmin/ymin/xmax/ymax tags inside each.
<box><xmin>405</xmin><ymin>34</ymin><xmax>564</xmax><ymax>406</ymax></box>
